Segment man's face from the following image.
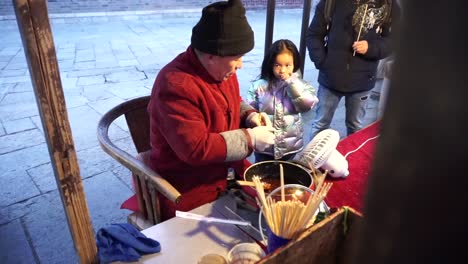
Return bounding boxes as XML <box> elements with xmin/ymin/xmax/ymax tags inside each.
<box><xmin>205</xmin><ymin>55</ymin><xmax>243</xmax><ymax>82</ymax></box>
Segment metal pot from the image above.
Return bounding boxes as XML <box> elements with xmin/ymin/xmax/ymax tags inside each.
<box><xmin>243</xmin><ymin>160</ymin><xmax>314</xmax><ymax>197</ymax></box>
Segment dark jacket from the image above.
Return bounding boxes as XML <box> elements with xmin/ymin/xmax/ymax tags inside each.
<box><xmin>306</xmin><ymin>0</ymin><xmax>399</xmax><ymax>93</ymax></box>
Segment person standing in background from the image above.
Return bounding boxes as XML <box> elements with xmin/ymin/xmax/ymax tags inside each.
<box><xmin>246</xmin><ymin>39</ymin><xmax>318</xmax><ymax>162</ymax></box>
<box><xmin>306</xmin><ymin>0</ymin><xmax>400</xmax><ymax>139</ymax></box>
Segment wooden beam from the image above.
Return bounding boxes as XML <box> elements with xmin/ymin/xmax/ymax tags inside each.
<box><xmin>12</xmin><ymin>0</ymin><xmax>97</xmax><ymax>263</ymax></box>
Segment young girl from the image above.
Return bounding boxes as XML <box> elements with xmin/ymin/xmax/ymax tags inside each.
<box><xmin>246</xmin><ymin>39</ymin><xmax>319</xmax><ymax>162</ymax></box>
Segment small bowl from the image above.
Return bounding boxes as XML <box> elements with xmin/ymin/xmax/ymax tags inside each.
<box><xmin>198</xmin><ymin>253</ymin><xmax>228</xmax><ymax>264</ymax></box>
<box><xmin>226</xmin><ymin>243</ymin><xmax>265</xmax><ymax>264</ymax></box>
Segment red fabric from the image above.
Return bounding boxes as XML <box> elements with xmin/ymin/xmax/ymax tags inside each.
<box><xmin>324</xmin><ymin>121</ymin><xmax>380</xmax><ymax>213</ymax></box>
<box><xmin>121</xmin><ymin>194</ymin><xmax>140</xmax><ymax>212</ymax></box>
<box><xmin>120</xmin><ymin>152</ymin><xmax>148</xmax><ymax>213</ymax></box>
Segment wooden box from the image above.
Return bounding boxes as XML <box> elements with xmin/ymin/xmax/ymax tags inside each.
<box><xmin>258</xmin><ymin>207</ymin><xmax>363</xmax><ymax>264</ymax></box>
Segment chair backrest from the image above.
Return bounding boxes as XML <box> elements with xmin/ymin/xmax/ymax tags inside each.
<box><xmin>98</xmin><ymin>95</ymin><xmax>151</xmax><ymax>154</ymax></box>
<box><xmin>97</xmin><ymin>95</ymin><xmax>181</xmax><ymax>228</ymax></box>
<box><xmin>116</xmin><ymin>96</ymin><xmax>151</xmax><ymax>153</ymax></box>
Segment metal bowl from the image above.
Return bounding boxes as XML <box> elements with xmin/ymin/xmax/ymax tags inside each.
<box><xmin>243</xmin><ymin>160</ymin><xmax>314</xmax><ymax>197</ymax></box>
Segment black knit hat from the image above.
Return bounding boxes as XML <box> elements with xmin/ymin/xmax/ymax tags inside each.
<box><xmin>191</xmin><ymin>0</ymin><xmax>254</xmax><ymax>56</ymax></box>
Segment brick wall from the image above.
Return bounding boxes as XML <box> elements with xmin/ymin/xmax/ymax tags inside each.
<box><xmin>1</xmin><ymin>0</ymin><xmax>305</xmax><ymax>17</ymax></box>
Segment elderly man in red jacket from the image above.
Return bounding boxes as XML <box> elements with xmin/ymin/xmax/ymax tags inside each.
<box><xmin>148</xmin><ymin>0</ymin><xmax>274</xmax><ymax>221</ymax></box>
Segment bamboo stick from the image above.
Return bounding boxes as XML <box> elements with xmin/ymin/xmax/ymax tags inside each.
<box><xmin>280</xmin><ymin>164</ymin><xmax>285</xmax><ymax>202</ymax></box>
<box><xmin>353</xmin><ymin>4</ymin><xmax>368</xmax><ymax>56</ymax></box>
<box><xmin>254</xmin><ymin>172</ymin><xmax>333</xmax><ymax>239</ymax></box>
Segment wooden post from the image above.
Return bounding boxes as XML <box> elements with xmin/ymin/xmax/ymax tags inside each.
<box><xmin>12</xmin><ymin>0</ymin><xmax>97</xmax><ymax>263</ymax></box>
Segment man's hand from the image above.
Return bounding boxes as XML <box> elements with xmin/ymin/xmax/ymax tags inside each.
<box><xmin>247</xmin><ymin>126</ymin><xmax>275</xmax><ymax>151</ymax></box>
<box><xmin>352</xmin><ymin>40</ymin><xmax>368</xmax><ymax>55</ymax></box>
<box><xmin>246</xmin><ymin>112</ymin><xmax>272</xmax><ymax>127</ymax></box>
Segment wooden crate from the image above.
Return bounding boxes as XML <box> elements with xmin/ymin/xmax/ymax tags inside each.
<box><xmin>258</xmin><ymin>207</ymin><xmax>363</xmax><ymax>264</ymax></box>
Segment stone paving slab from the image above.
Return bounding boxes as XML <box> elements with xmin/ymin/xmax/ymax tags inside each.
<box><xmin>21</xmin><ymin>191</ymin><xmax>79</xmax><ymax>264</ymax></box>
<box><xmin>0</xmin><ymin>196</ymin><xmax>35</xmax><ymax>226</ymax></box>
<box><xmin>26</xmin><ymin>163</ymin><xmax>57</xmax><ymax>194</ymax></box>
<box><xmin>2</xmin><ymin>117</ymin><xmax>36</xmax><ymax>134</ymax></box>
<box><xmin>67</xmin><ymin>104</ymin><xmax>126</xmax><ymax>151</ymax></box>
<box><xmin>77</xmin><ymin>143</ymin><xmax>133</xmax><ymax>180</ymax></box>
<box><xmin>0</xmin><ymin>100</ymin><xmax>40</xmax><ymax>123</ymax></box>
<box><xmin>0</xmin><ymin>169</ymin><xmax>40</xmax><ymax>207</ymax></box>
<box><xmin>0</xmin><ymin>144</ymin><xmax>50</xmax><ymax>172</ymax></box>
<box><xmin>82</xmin><ymin>170</ymin><xmax>134</xmax><ymax>231</ymax></box>
<box><xmin>0</xmin><ymin>129</ymin><xmax>45</xmax><ymax>154</ymax></box>
<box><xmin>1</xmin><ymin>90</ymin><xmax>35</xmax><ymax>105</ymax></box>
<box><xmin>0</xmin><ymin>219</ymin><xmax>37</xmax><ymax>264</ymax></box>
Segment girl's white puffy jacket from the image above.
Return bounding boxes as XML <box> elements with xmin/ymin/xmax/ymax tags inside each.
<box><xmin>246</xmin><ymin>72</ymin><xmax>318</xmax><ymax>159</ymax></box>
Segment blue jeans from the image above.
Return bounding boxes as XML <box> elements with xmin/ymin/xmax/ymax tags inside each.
<box><xmin>310</xmin><ymin>85</ymin><xmax>370</xmax><ymax>140</ymax></box>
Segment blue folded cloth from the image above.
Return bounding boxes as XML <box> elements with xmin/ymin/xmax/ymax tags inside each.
<box><xmin>96</xmin><ymin>223</ymin><xmax>161</xmax><ymax>263</ymax></box>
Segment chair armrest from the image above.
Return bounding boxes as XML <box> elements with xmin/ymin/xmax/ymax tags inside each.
<box><xmin>97</xmin><ymin>100</ymin><xmax>182</xmax><ymax>204</ymax></box>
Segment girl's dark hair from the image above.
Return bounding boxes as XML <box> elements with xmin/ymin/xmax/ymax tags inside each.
<box><xmin>260</xmin><ymin>39</ymin><xmax>301</xmax><ymax>81</ymax></box>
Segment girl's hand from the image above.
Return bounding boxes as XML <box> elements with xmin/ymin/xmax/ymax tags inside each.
<box><xmin>284</xmin><ymin>73</ymin><xmax>297</xmax><ymax>84</ymax></box>
<box><xmin>279</xmin><ymin>73</ymin><xmax>292</xmax><ymax>81</ymax></box>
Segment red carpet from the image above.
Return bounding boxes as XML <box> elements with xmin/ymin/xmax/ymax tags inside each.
<box><xmin>324</xmin><ymin>121</ymin><xmax>380</xmax><ymax>213</ymax></box>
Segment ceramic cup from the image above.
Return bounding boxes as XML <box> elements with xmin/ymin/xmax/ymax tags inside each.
<box><xmin>198</xmin><ymin>253</ymin><xmax>228</xmax><ymax>264</ymax></box>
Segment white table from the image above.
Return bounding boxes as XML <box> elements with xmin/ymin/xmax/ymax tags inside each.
<box><xmin>114</xmin><ymin>195</ymin><xmax>258</xmax><ymax>263</ymax></box>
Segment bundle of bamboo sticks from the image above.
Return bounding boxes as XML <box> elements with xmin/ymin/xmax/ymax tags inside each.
<box><xmin>253</xmin><ymin>164</ymin><xmax>332</xmax><ymax>239</ymax></box>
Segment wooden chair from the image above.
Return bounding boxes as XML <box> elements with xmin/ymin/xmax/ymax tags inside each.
<box><xmin>97</xmin><ymin>95</ymin><xmax>181</xmax><ymax>229</ymax></box>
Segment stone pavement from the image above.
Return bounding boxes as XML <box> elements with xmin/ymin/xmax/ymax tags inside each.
<box><xmin>0</xmin><ymin>8</ymin><xmax>380</xmax><ymax>264</ymax></box>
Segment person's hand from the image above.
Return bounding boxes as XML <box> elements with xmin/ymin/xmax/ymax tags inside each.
<box><xmin>352</xmin><ymin>40</ymin><xmax>368</xmax><ymax>55</ymax></box>
<box><xmin>247</xmin><ymin>126</ymin><xmax>275</xmax><ymax>151</ymax></box>
<box><xmin>278</xmin><ymin>72</ymin><xmax>293</xmax><ymax>82</ymax></box>
<box><xmin>284</xmin><ymin>72</ymin><xmax>297</xmax><ymax>84</ymax></box>
<box><xmin>246</xmin><ymin>112</ymin><xmax>272</xmax><ymax>127</ymax></box>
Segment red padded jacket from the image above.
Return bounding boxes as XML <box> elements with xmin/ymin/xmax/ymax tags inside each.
<box><xmin>148</xmin><ymin>46</ymin><xmax>254</xmax><ymax>221</ymax></box>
